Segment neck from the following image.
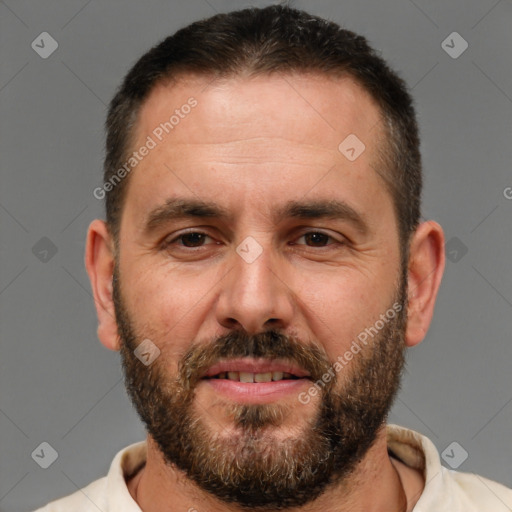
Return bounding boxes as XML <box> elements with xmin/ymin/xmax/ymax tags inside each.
<box><xmin>128</xmin><ymin>427</ymin><xmax>423</xmax><ymax>512</ymax></box>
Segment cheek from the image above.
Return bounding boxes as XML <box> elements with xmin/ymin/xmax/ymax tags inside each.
<box><xmin>121</xmin><ymin>265</ymin><xmax>181</xmax><ymax>324</ymax></box>
<box><xmin>298</xmin><ymin>268</ymin><xmax>395</xmax><ymax>359</ymax></box>
<box><xmin>122</xmin><ymin>263</ymin><xmax>220</xmax><ymax>359</ymax></box>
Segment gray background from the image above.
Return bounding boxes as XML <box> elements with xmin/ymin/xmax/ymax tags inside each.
<box><xmin>1</xmin><ymin>0</ymin><xmax>511</xmax><ymax>510</ymax></box>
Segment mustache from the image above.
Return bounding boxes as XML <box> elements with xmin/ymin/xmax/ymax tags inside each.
<box><xmin>178</xmin><ymin>330</ymin><xmax>334</xmax><ymax>391</ymax></box>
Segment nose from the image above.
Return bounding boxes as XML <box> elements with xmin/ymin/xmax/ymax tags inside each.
<box><xmin>215</xmin><ymin>241</ymin><xmax>294</xmax><ymax>335</ymax></box>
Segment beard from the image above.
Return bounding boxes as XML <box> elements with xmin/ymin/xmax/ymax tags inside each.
<box><xmin>113</xmin><ymin>265</ymin><xmax>407</xmax><ymax>510</ymax></box>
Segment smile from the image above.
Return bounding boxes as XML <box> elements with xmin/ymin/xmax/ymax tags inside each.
<box><xmin>200</xmin><ymin>358</ymin><xmax>311</xmax><ymax>403</ymax></box>
<box><xmin>209</xmin><ymin>371</ymin><xmax>300</xmax><ymax>382</ymax></box>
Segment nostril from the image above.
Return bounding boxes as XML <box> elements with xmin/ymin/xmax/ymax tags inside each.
<box><xmin>226</xmin><ymin>318</ymin><xmax>239</xmax><ymax>327</ymax></box>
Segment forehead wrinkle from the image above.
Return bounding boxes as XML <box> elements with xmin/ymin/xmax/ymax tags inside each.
<box><xmin>133</xmin><ymin>74</ymin><xmax>382</xmax><ymax>149</ymax></box>
<box><xmin>126</xmin><ymin>75</ymin><xmax>392</xmax><ymax>229</ymax></box>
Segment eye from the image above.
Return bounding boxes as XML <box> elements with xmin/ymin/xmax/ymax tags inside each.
<box><xmin>163</xmin><ymin>231</ymin><xmax>214</xmax><ymax>249</ymax></box>
<box><xmin>161</xmin><ymin>229</ymin><xmax>344</xmax><ymax>253</ymax></box>
<box><xmin>293</xmin><ymin>231</ymin><xmax>343</xmax><ymax>248</ymax></box>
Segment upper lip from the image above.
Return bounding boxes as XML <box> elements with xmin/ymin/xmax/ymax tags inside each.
<box><xmin>202</xmin><ymin>358</ymin><xmax>311</xmax><ymax>378</ymax></box>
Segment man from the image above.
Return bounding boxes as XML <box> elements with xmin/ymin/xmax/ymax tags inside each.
<box><xmin>36</xmin><ymin>5</ymin><xmax>512</xmax><ymax>511</ymax></box>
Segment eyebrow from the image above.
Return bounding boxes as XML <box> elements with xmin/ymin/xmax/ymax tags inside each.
<box><xmin>273</xmin><ymin>199</ymin><xmax>368</xmax><ymax>234</ymax></box>
<box><xmin>143</xmin><ymin>197</ymin><xmax>369</xmax><ymax>235</ymax></box>
<box><xmin>143</xmin><ymin>198</ymin><xmax>231</xmax><ymax>234</ymax></box>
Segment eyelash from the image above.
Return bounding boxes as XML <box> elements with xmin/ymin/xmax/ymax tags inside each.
<box><xmin>161</xmin><ymin>230</ymin><xmax>345</xmax><ymax>251</ymax></box>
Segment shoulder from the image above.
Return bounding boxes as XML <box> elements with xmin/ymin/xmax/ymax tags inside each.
<box><xmin>32</xmin><ymin>477</ymin><xmax>108</xmax><ymax>512</ymax></box>
<box><xmin>386</xmin><ymin>424</ymin><xmax>512</xmax><ymax>511</ymax></box>
<box><xmin>31</xmin><ymin>440</ymin><xmax>146</xmax><ymax>512</ymax></box>
<box><xmin>446</xmin><ymin>470</ymin><xmax>512</xmax><ymax>511</ymax></box>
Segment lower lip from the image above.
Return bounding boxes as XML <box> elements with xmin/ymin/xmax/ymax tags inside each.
<box><xmin>202</xmin><ymin>378</ymin><xmax>310</xmax><ymax>404</ymax></box>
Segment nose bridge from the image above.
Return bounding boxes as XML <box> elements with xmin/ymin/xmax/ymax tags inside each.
<box><xmin>216</xmin><ymin>237</ymin><xmax>293</xmax><ymax>334</ymax></box>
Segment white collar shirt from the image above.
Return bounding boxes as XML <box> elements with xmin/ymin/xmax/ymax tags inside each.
<box><xmin>34</xmin><ymin>424</ymin><xmax>512</xmax><ymax>511</ymax></box>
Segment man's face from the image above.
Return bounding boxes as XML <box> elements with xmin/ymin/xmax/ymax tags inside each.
<box><xmin>114</xmin><ymin>74</ymin><xmax>406</xmax><ymax>507</ymax></box>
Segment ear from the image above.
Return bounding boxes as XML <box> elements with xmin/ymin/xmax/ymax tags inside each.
<box><xmin>85</xmin><ymin>219</ymin><xmax>120</xmax><ymax>351</ymax></box>
<box><xmin>405</xmin><ymin>220</ymin><xmax>445</xmax><ymax>348</ymax></box>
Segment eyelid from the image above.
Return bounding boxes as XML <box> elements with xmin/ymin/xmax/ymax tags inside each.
<box><xmin>293</xmin><ymin>229</ymin><xmax>346</xmax><ymax>246</ymax></box>
<box><xmin>162</xmin><ymin>228</ymin><xmax>214</xmax><ymax>247</ymax></box>
<box><xmin>162</xmin><ymin>228</ymin><xmax>347</xmax><ymax>251</ymax></box>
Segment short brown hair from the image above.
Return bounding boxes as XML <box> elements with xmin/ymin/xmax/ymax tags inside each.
<box><xmin>103</xmin><ymin>4</ymin><xmax>422</xmax><ymax>256</ymax></box>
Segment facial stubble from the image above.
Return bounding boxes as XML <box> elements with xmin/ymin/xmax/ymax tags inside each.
<box><xmin>114</xmin><ymin>265</ymin><xmax>407</xmax><ymax>509</ymax></box>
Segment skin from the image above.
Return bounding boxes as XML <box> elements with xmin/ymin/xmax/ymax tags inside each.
<box><xmin>85</xmin><ymin>73</ymin><xmax>445</xmax><ymax>511</ymax></box>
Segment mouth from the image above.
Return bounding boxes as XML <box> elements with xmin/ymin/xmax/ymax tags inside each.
<box><xmin>200</xmin><ymin>358</ymin><xmax>312</xmax><ymax>403</ymax></box>
<box><xmin>203</xmin><ymin>358</ymin><xmax>310</xmax><ymax>381</ymax></box>
<box><xmin>208</xmin><ymin>371</ymin><xmax>301</xmax><ymax>382</ymax></box>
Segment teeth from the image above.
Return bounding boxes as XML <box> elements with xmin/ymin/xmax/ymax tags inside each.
<box><xmin>219</xmin><ymin>371</ymin><xmax>292</xmax><ymax>382</ymax></box>
<box><xmin>254</xmin><ymin>372</ymin><xmax>272</xmax><ymax>383</ymax></box>
<box><xmin>239</xmin><ymin>372</ymin><xmax>254</xmax><ymax>383</ymax></box>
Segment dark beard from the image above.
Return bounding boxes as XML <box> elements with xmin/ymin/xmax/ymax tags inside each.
<box><xmin>114</xmin><ymin>265</ymin><xmax>407</xmax><ymax>510</ymax></box>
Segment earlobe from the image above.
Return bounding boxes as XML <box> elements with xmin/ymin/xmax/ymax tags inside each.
<box><xmin>84</xmin><ymin>219</ymin><xmax>121</xmax><ymax>351</ymax></box>
<box><xmin>405</xmin><ymin>221</ymin><xmax>445</xmax><ymax>348</ymax></box>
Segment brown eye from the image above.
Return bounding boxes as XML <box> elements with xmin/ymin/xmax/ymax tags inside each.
<box><xmin>303</xmin><ymin>232</ymin><xmax>331</xmax><ymax>247</ymax></box>
<box><xmin>163</xmin><ymin>231</ymin><xmax>214</xmax><ymax>250</ymax></box>
<box><xmin>294</xmin><ymin>231</ymin><xmax>341</xmax><ymax>248</ymax></box>
<box><xmin>179</xmin><ymin>232</ymin><xmax>208</xmax><ymax>247</ymax></box>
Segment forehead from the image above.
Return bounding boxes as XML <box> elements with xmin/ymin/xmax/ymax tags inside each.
<box><xmin>135</xmin><ymin>73</ymin><xmax>383</xmax><ymax>151</ymax></box>
<box><xmin>122</xmin><ymin>73</ymin><xmax>390</xmax><ymax>234</ymax></box>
